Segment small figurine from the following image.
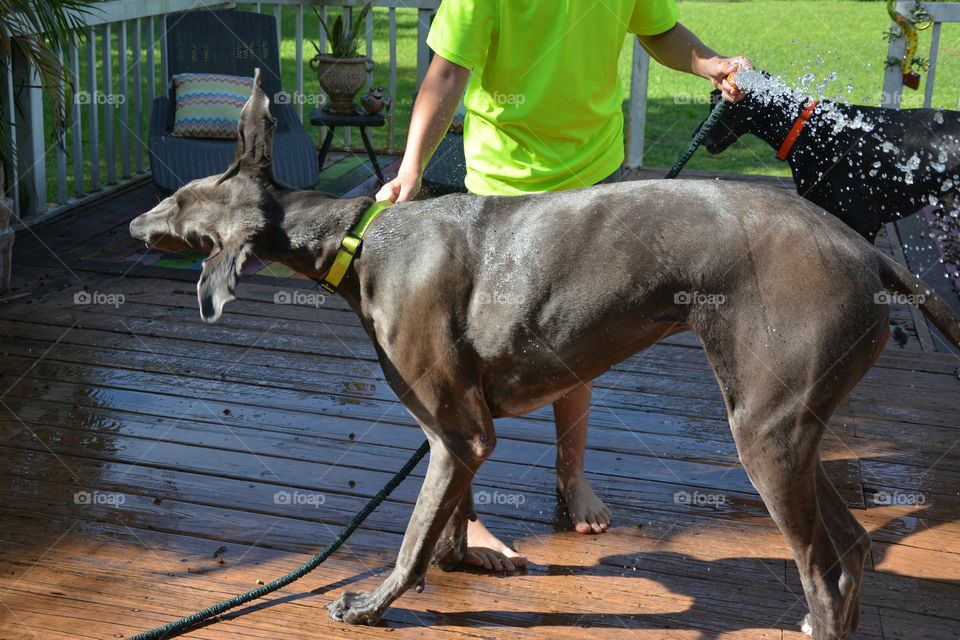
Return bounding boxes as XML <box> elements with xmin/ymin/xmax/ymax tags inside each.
<box><xmin>362</xmin><ymin>87</ymin><xmax>388</xmax><ymax>114</ymax></box>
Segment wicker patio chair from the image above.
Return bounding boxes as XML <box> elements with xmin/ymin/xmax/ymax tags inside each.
<box><xmin>148</xmin><ymin>9</ymin><xmax>319</xmax><ymax>192</ymax></box>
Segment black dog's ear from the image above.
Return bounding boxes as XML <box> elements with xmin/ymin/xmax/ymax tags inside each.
<box><xmin>218</xmin><ymin>68</ymin><xmax>277</xmax><ymax>184</ymax></box>
<box><xmin>197</xmin><ymin>239</ymin><xmax>252</xmax><ymax>323</ymax></box>
<box><xmin>709</xmin><ymin>88</ymin><xmax>723</xmax><ymax>108</ymax></box>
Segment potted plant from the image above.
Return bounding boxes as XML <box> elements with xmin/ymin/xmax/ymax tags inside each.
<box><xmin>309</xmin><ymin>2</ymin><xmax>373</xmax><ymax>115</ymax></box>
<box><xmin>0</xmin><ymin>0</ymin><xmax>95</xmax><ymax>292</ymax></box>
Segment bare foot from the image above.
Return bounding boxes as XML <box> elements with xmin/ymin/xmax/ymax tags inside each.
<box><xmin>464</xmin><ymin>518</ymin><xmax>528</xmax><ymax>572</ymax></box>
<box><xmin>558</xmin><ymin>474</ymin><xmax>611</xmax><ymax>534</ymax></box>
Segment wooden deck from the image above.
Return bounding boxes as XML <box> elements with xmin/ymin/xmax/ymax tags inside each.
<box><xmin>1</xmin><ymin>162</ymin><xmax>959</xmax><ymax>639</ymax></box>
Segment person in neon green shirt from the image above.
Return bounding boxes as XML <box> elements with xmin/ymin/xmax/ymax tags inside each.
<box><xmin>378</xmin><ymin>0</ymin><xmax>749</xmax><ymax>572</ymax></box>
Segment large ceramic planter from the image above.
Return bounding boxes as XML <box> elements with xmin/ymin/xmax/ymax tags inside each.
<box><xmin>0</xmin><ymin>196</ymin><xmax>13</xmax><ymax>294</ymax></box>
<box><xmin>310</xmin><ymin>55</ymin><xmax>373</xmax><ymax>115</ymax></box>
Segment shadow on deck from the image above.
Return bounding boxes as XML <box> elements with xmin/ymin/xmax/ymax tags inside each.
<box><xmin>0</xmin><ymin>159</ymin><xmax>958</xmax><ymax>639</ymax></box>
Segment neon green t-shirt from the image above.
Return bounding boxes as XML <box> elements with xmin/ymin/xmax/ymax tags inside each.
<box><xmin>426</xmin><ymin>0</ymin><xmax>679</xmax><ymax>195</ymax></box>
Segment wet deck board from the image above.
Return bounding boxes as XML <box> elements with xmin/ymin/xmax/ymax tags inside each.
<box><xmin>1</xmin><ymin>174</ymin><xmax>959</xmax><ymax>640</ymax></box>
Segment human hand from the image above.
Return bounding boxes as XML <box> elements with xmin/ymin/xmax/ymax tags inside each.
<box><xmin>708</xmin><ymin>56</ymin><xmax>753</xmax><ymax>103</ymax></box>
<box><xmin>376</xmin><ymin>167</ymin><xmax>422</xmax><ymax>202</ymax></box>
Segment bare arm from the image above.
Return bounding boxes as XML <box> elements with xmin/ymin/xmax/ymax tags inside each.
<box><xmin>376</xmin><ymin>54</ymin><xmax>471</xmax><ymax>202</ymax></box>
<box><xmin>636</xmin><ymin>23</ymin><xmax>750</xmax><ymax>102</ymax></box>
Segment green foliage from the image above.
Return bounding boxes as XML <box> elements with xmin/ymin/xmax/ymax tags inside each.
<box><xmin>0</xmin><ymin>0</ymin><xmax>98</xmax><ymax>170</ymax></box>
<box><xmin>311</xmin><ymin>2</ymin><xmax>371</xmax><ymax>58</ymax></box>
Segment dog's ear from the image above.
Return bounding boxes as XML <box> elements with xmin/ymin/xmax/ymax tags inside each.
<box><xmin>218</xmin><ymin>68</ymin><xmax>277</xmax><ymax>184</ymax></box>
<box><xmin>197</xmin><ymin>238</ymin><xmax>253</xmax><ymax>323</ymax></box>
<box><xmin>709</xmin><ymin>88</ymin><xmax>722</xmax><ymax>108</ymax></box>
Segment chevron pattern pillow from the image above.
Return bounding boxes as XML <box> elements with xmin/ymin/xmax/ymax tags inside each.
<box><xmin>169</xmin><ymin>73</ymin><xmax>255</xmax><ymax>139</ymax></box>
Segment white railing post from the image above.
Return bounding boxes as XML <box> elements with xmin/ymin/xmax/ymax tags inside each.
<box><xmin>146</xmin><ymin>15</ymin><xmax>156</xmax><ymax>107</ymax></box>
<box><xmin>11</xmin><ymin>49</ymin><xmax>47</xmax><ymax>217</ymax></box>
<box><xmin>85</xmin><ymin>26</ymin><xmax>100</xmax><ymax>191</ymax></box>
<box><xmin>4</xmin><ymin>57</ymin><xmax>19</xmax><ymax>212</ymax></box>
<box><xmin>416</xmin><ymin>7</ymin><xmax>432</xmax><ymax>88</ymax></box>
<box><xmin>69</xmin><ymin>34</ymin><xmax>84</xmax><ymax>198</ymax></box>
<box><xmin>627</xmin><ymin>39</ymin><xmax>650</xmax><ymax>169</ymax></box>
<box><xmin>295</xmin><ymin>3</ymin><xmax>304</xmax><ymax>121</ymax></box>
<box><xmin>924</xmin><ymin>21</ymin><xmax>942</xmax><ymax>109</ymax></box>
<box><xmin>118</xmin><ymin>20</ymin><xmax>131</xmax><ymax>179</ymax></box>
<box><xmin>102</xmin><ymin>23</ymin><xmax>115</xmax><ymax>185</ymax></box>
<box><xmin>132</xmin><ymin>17</ymin><xmax>144</xmax><ymax>173</ymax></box>
<box><xmin>388</xmin><ymin>6</ymin><xmax>396</xmax><ymax>154</ymax></box>
<box><xmin>365</xmin><ymin>7</ymin><xmax>373</xmax><ymax>91</ymax></box>
<box><xmin>55</xmin><ymin>46</ymin><xmax>69</xmax><ymax>204</ymax></box>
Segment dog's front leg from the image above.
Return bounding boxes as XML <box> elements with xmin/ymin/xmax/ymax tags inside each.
<box><xmin>431</xmin><ymin>485</ymin><xmax>474</xmax><ymax>571</ymax></box>
<box><xmin>326</xmin><ymin>432</ymin><xmax>489</xmax><ymax>625</ymax></box>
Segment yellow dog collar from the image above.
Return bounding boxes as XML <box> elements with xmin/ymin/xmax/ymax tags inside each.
<box><xmin>317</xmin><ymin>200</ymin><xmax>392</xmax><ymax>296</ymax></box>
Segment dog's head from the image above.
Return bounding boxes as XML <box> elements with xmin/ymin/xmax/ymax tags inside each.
<box><xmin>699</xmin><ymin>70</ymin><xmax>785</xmax><ymax>155</ymax></box>
<box><xmin>130</xmin><ymin>69</ymin><xmax>287</xmax><ymax>323</ymax></box>
<box><xmin>699</xmin><ymin>89</ymin><xmax>750</xmax><ymax>154</ymax></box>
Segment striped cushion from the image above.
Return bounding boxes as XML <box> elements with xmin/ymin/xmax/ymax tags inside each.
<box><xmin>169</xmin><ymin>73</ymin><xmax>255</xmax><ymax>139</ymax></box>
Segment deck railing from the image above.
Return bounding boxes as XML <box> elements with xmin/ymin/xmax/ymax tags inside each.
<box><xmin>7</xmin><ymin>0</ymin><xmax>653</xmax><ymax>225</ymax></box>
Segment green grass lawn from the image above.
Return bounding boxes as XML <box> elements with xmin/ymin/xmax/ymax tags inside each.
<box><xmin>41</xmin><ymin>0</ymin><xmax>960</xmax><ymax>204</ymax></box>
<box><xmin>631</xmin><ymin>0</ymin><xmax>960</xmax><ymax>176</ymax></box>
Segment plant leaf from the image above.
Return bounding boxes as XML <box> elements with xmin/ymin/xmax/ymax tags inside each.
<box><xmin>331</xmin><ymin>15</ymin><xmax>343</xmax><ymax>56</ymax></box>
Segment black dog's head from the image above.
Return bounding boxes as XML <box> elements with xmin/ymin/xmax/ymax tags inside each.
<box><xmin>698</xmin><ymin>70</ymin><xmax>783</xmax><ymax>155</ymax></box>
<box><xmin>700</xmin><ymin>89</ymin><xmax>751</xmax><ymax>154</ymax></box>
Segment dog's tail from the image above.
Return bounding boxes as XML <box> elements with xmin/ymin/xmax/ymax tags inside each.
<box><xmin>879</xmin><ymin>252</ymin><xmax>960</xmax><ymax>348</ymax></box>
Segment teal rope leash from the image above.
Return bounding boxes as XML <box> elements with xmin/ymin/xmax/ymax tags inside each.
<box><xmin>664</xmin><ymin>99</ymin><xmax>729</xmax><ymax>179</ymax></box>
<box><xmin>128</xmin><ymin>439</ymin><xmax>430</xmax><ymax>640</ymax></box>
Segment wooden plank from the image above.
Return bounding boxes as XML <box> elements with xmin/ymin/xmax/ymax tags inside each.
<box><xmin>884</xmin><ymin>221</ymin><xmax>935</xmax><ymax>350</ymax></box>
<box><xmin>4</xmin><ymin>288</ymin><xmax>956</xmax><ymax>429</ymax></box>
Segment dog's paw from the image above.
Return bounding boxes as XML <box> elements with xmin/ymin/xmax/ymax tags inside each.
<box><xmin>326</xmin><ymin>590</ymin><xmax>385</xmax><ymax>626</ymax></box>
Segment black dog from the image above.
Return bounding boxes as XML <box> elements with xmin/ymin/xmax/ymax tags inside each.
<box><xmin>700</xmin><ymin>81</ymin><xmax>960</xmax><ymax>242</ymax></box>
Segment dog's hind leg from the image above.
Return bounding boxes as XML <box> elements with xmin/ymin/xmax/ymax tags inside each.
<box><xmin>728</xmin><ymin>405</ymin><xmax>861</xmax><ymax>640</ymax></box>
<box><xmin>699</xmin><ymin>314</ymin><xmax>884</xmax><ymax>639</ymax></box>
<box><xmin>811</xmin><ymin>459</ymin><xmax>870</xmax><ymax>635</ymax></box>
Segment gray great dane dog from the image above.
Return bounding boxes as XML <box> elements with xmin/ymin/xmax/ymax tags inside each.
<box><xmin>130</xmin><ymin>74</ymin><xmax>960</xmax><ymax>639</ymax></box>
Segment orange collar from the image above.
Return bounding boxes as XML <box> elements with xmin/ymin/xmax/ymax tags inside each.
<box><xmin>776</xmin><ymin>101</ymin><xmax>819</xmax><ymax>161</ymax></box>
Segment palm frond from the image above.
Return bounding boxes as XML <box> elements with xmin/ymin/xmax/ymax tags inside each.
<box><xmin>0</xmin><ymin>0</ymin><xmax>100</xmax><ymax>168</ymax></box>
